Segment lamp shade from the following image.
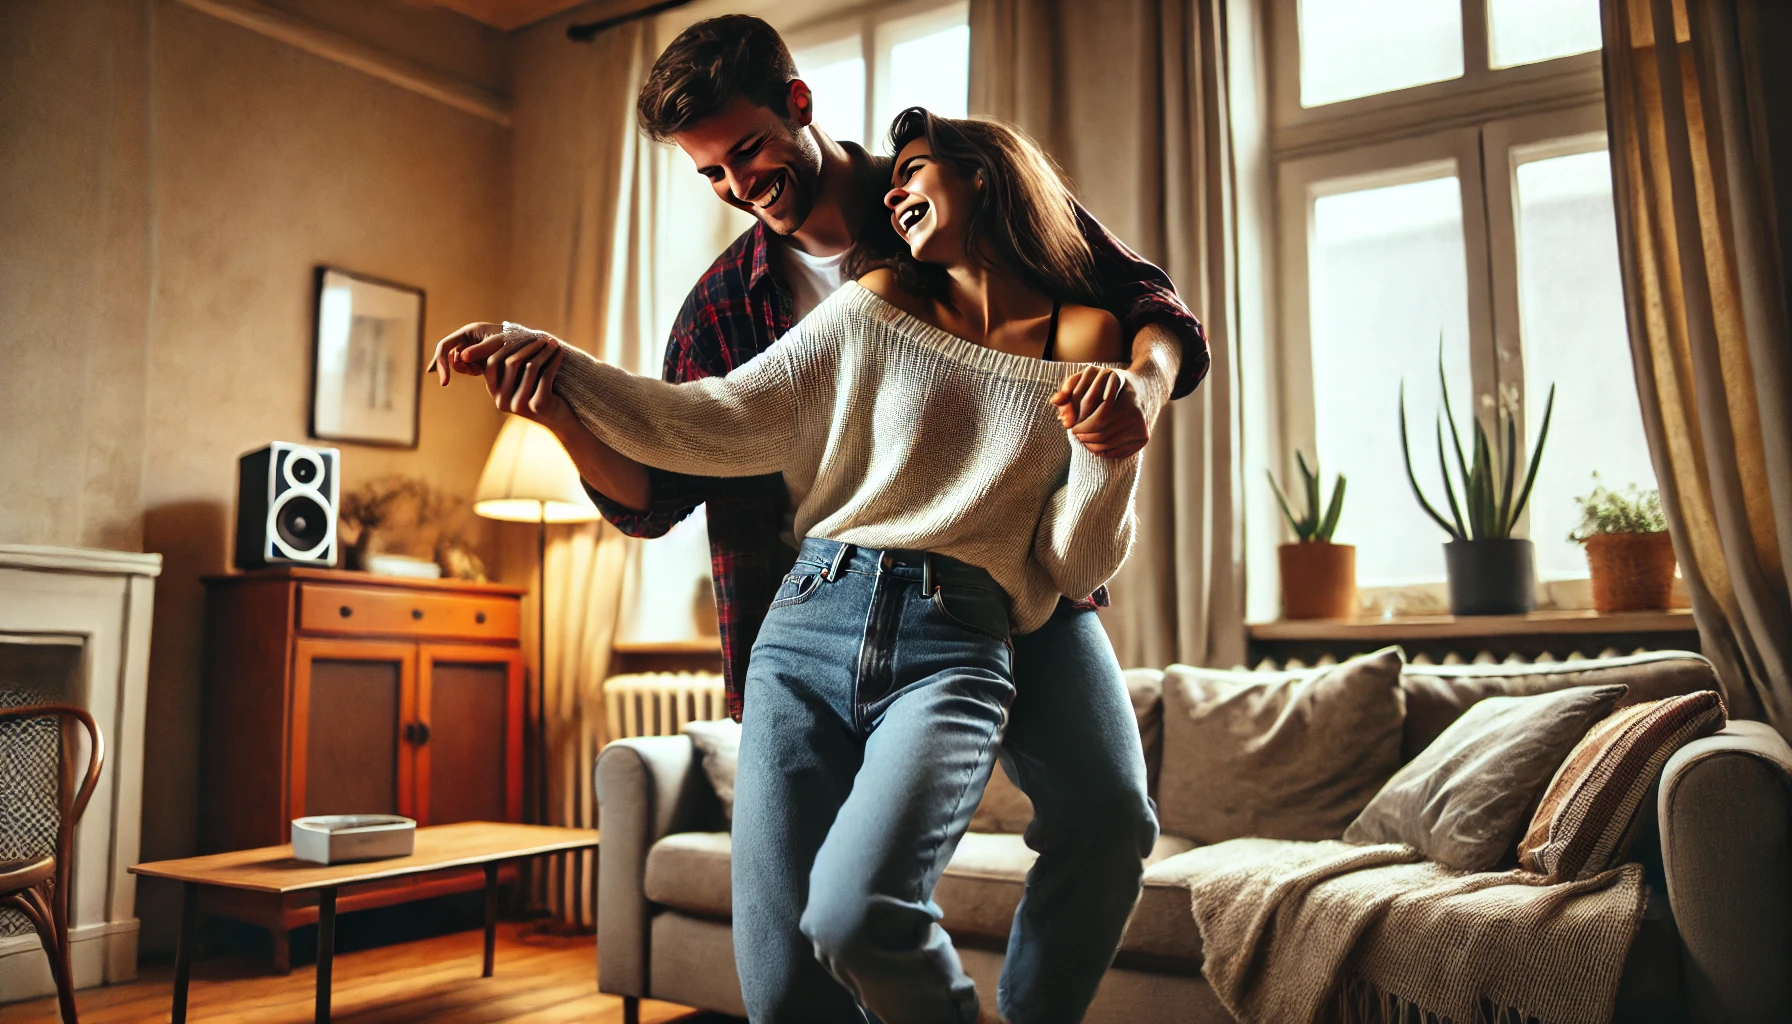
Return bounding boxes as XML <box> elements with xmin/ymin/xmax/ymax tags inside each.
<box><xmin>474</xmin><ymin>416</ymin><xmax>601</xmax><ymax>524</ymax></box>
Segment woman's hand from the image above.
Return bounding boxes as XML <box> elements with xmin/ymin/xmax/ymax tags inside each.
<box><xmin>1051</xmin><ymin>367</ymin><xmax>1150</xmax><ymax>459</ymax></box>
<box><xmin>429</xmin><ymin>322</ymin><xmax>504</xmax><ymax>384</ymax></box>
<box><xmin>429</xmin><ymin>322</ymin><xmax>575</xmax><ymax>433</ymax></box>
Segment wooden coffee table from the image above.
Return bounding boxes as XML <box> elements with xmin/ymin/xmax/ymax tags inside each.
<box><xmin>130</xmin><ymin>821</ymin><xmax>600</xmax><ymax>1023</ymax></box>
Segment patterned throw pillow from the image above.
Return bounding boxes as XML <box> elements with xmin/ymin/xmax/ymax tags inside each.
<box><xmin>1518</xmin><ymin>690</ymin><xmax>1727</xmax><ymax>882</ymax></box>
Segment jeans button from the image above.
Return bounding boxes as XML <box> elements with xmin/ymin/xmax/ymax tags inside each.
<box><xmin>879</xmin><ymin>552</ymin><xmax>894</xmax><ymax>570</ymax></box>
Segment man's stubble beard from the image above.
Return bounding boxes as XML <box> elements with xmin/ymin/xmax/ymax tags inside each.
<box><xmin>765</xmin><ymin>125</ymin><xmax>825</xmax><ymax>237</ymax></box>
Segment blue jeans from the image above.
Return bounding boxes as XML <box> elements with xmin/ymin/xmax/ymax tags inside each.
<box><xmin>732</xmin><ymin>538</ymin><xmax>1156</xmax><ymax>1023</ymax></box>
<box><xmin>999</xmin><ymin>600</ymin><xmax>1158</xmax><ymax>1022</ymax></box>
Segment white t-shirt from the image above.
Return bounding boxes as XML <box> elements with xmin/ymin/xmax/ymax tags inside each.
<box><xmin>772</xmin><ymin>239</ymin><xmax>849</xmax><ymax>546</ymax></box>
<box><xmin>774</xmin><ymin>239</ymin><xmax>849</xmax><ymax>321</ymax></box>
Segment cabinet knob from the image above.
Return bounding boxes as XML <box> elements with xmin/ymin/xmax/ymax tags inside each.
<box><xmin>338</xmin><ymin>605</ymin><xmax>353</xmax><ymax>618</ymax></box>
<box><xmin>411</xmin><ymin>608</ymin><xmax>423</xmax><ymax>620</ymax></box>
<box><xmin>475</xmin><ymin>610</ymin><xmax>487</xmax><ymax>624</ymax></box>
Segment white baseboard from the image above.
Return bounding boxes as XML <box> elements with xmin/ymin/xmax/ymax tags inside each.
<box><xmin>0</xmin><ymin>919</ymin><xmax>138</xmax><ymax>1003</ymax></box>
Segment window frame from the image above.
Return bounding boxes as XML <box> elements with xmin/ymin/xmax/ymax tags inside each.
<box><xmin>783</xmin><ymin>0</ymin><xmax>970</xmax><ymax>152</ymax></box>
<box><xmin>1268</xmin><ymin>0</ymin><xmax>1604</xmax><ymax>156</ymax></box>
<box><xmin>1260</xmin><ymin>0</ymin><xmax>1627</xmax><ymax>613</ymax></box>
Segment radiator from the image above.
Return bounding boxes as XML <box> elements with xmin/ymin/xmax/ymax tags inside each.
<box><xmin>1253</xmin><ymin>646</ymin><xmax>1656</xmax><ymax>672</ymax></box>
<box><xmin>603</xmin><ymin>671</ymin><xmax>728</xmax><ymax>742</ymax></box>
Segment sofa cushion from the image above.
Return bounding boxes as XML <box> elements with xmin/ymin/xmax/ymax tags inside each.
<box><xmin>1399</xmin><ymin>652</ymin><xmax>1718</xmax><ymax>762</ymax></box>
<box><xmin>1158</xmin><ymin>648</ymin><xmax>1407</xmax><ymax>844</ymax></box>
<box><xmin>933</xmin><ymin>832</ymin><xmax>1198</xmax><ymax>960</ymax></box>
<box><xmin>969</xmin><ymin>762</ymin><xmax>1034</xmax><ymax>834</ymax></box>
<box><xmin>643</xmin><ymin>829</ymin><xmax>1199</xmax><ymax>939</ymax></box>
<box><xmin>1519</xmin><ymin>690</ymin><xmax>1727</xmax><ymax>882</ymax></box>
<box><xmin>968</xmin><ymin>668</ymin><xmax>1168</xmax><ymax>834</ymax></box>
<box><xmin>1127</xmin><ymin>846</ymin><xmax>1211</xmax><ymax>962</ymax></box>
<box><xmin>1126</xmin><ymin>667</ymin><xmax>1166</xmax><ymax>799</ymax></box>
<box><xmin>645</xmin><ymin>831</ymin><xmax>732</xmax><ymax>919</ymax></box>
<box><xmin>1345</xmin><ymin>684</ymin><xmax>1628</xmax><ymax>870</ymax></box>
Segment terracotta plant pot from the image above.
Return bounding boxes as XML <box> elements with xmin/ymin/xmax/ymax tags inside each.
<box><xmin>1278</xmin><ymin>542</ymin><xmax>1357</xmax><ymax>619</ymax></box>
<box><xmin>1444</xmin><ymin>538</ymin><xmax>1536</xmax><ymax>615</ymax></box>
<box><xmin>1584</xmin><ymin>531</ymin><xmax>1677</xmax><ymax>612</ymax></box>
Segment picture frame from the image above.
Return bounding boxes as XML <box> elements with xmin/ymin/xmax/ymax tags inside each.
<box><xmin>310</xmin><ymin>266</ymin><xmax>425</xmax><ymax>449</ymax></box>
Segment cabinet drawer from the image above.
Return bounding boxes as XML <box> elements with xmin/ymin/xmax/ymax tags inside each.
<box><xmin>298</xmin><ymin>584</ymin><xmax>519</xmax><ymax>641</ymax></box>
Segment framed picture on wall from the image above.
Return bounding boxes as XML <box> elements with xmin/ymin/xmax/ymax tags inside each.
<box><xmin>310</xmin><ymin>267</ymin><xmax>425</xmax><ymax>449</ymax></box>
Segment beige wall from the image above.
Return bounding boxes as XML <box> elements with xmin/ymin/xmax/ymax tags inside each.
<box><xmin>1</xmin><ymin>0</ymin><xmax>512</xmax><ymax>956</ymax></box>
<box><xmin>0</xmin><ymin>0</ymin><xmax>155</xmax><ymax>551</ymax></box>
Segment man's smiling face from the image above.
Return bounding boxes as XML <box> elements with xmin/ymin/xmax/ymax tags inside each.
<box><xmin>673</xmin><ymin>87</ymin><xmax>823</xmax><ymax>237</ymax></box>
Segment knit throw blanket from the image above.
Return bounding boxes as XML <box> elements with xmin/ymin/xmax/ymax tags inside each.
<box><xmin>1184</xmin><ymin>838</ymin><xmax>1646</xmax><ymax>1024</ymax></box>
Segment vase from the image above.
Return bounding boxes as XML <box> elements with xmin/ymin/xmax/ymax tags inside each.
<box><xmin>1444</xmin><ymin>538</ymin><xmax>1536</xmax><ymax>615</ymax></box>
<box><xmin>1584</xmin><ymin>532</ymin><xmax>1676</xmax><ymax>612</ymax></box>
<box><xmin>1278</xmin><ymin>542</ymin><xmax>1358</xmax><ymax>619</ymax></box>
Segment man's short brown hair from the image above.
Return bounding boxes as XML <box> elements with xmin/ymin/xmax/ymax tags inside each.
<box><xmin>636</xmin><ymin>15</ymin><xmax>799</xmax><ymax>143</ymax></box>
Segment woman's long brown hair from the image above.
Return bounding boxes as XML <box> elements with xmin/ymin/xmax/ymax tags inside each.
<box><xmin>846</xmin><ymin>107</ymin><xmax>1100</xmax><ymax>306</ymax></box>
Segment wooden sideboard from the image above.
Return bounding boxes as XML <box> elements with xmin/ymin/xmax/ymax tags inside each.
<box><xmin>200</xmin><ymin>568</ymin><xmax>526</xmax><ymax>970</ymax></box>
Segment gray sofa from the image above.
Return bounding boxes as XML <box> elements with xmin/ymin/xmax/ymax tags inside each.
<box><xmin>595</xmin><ymin>652</ymin><xmax>1792</xmax><ymax>1023</ymax></box>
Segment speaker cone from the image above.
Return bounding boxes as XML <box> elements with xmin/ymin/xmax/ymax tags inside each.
<box><xmin>275</xmin><ymin>494</ymin><xmax>330</xmax><ymax>552</ymax></box>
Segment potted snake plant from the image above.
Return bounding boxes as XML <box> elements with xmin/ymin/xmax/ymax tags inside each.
<box><xmin>1270</xmin><ymin>451</ymin><xmax>1354</xmax><ymax>619</ymax></box>
<box><xmin>1399</xmin><ymin>354</ymin><xmax>1554</xmax><ymax>615</ymax></box>
<box><xmin>1570</xmin><ymin>479</ymin><xmax>1675</xmax><ymax>611</ymax></box>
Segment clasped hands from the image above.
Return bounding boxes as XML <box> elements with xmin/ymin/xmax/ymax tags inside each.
<box><xmin>429</xmin><ymin>322</ymin><xmax>1151</xmax><ymax>459</ymax></box>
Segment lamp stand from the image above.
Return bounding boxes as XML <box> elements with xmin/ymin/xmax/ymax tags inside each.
<box><xmin>532</xmin><ymin>517</ymin><xmax>550</xmax><ymax>912</ymax></box>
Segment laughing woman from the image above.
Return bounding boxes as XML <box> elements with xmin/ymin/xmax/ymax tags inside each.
<box><xmin>434</xmin><ymin>108</ymin><xmax>1154</xmax><ymax>1024</ymax></box>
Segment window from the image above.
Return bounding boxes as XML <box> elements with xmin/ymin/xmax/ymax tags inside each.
<box><xmin>788</xmin><ymin>1</ymin><xmax>969</xmax><ymax>153</ymax></box>
<box><xmin>1259</xmin><ymin>0</ymin><xmax>1652</xmax><ymax>615</ymax></box>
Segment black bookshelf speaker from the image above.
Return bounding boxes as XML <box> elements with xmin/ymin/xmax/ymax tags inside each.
<box><xmin>235</xmin><ymin>442</ymin><xmax>341</xmax><ymax>570</ymax></box>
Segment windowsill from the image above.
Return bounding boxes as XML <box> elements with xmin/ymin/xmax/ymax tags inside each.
<box><xmin>610</xmin><ymin>637</ymin><xmax>722</xmax><ymax>655</ymax></box>
<box><xmin>1247</xmin><ymin>607</ymin><xmax>1695</xmax><ymax>642</ymax></box>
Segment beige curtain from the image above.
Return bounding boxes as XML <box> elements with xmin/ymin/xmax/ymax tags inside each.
<box><xmin>504</xmin><ymin>2</ymin><xmax>750</xmax><ymax>924</ymax></box>
<box><xmin>1602</xmin><ymin>0</ymin><xmax>1792</xmax><ymax>730</ymax></box>
<box><xmin>507</xmin><ymin>17</ymin><xmax>655</xmax><ymax>925</ymax></box>
<box><xmin>971</xmin><ymin>0</ymin><xmax>1266</xmax><ymax>669</ymax></box>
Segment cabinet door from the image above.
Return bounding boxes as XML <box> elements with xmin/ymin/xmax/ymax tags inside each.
<box><xmin>291</xmin><ymin>638</ymin><xmax>416</xmax><ymax>821</ymax></box>
<box><xmin>415</xmin><ymin>644</ymin><xmax>523</xmax><ymax>825</ymax></box>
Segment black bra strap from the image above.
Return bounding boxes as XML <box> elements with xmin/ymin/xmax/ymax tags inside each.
<box><xmin>1042</xmin><ymin>300</ymin><xmax>1062</xmax><ymax>361</ymax></box>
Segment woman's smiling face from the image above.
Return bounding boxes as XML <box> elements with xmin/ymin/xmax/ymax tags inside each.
<box><xmin>885</xmin><ymin>137</ymin><xmax>979</xmax><ymax>266</ymax></box>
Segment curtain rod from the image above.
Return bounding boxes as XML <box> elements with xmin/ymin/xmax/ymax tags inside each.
<box><xmin>567</xmin><ymin>0</ymin><xmax>697</xmax><ymax>41</ymax></box>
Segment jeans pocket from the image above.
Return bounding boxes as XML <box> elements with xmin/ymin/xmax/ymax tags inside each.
<box><xmin>929</xmin><ymin>584</ymin><xmax>1013</xmax><ymax>646</ymax></box>
<box><xmin>769</xmin><ymin>570</ymin><xmax>824</xmax><ymax>610</ymax></box>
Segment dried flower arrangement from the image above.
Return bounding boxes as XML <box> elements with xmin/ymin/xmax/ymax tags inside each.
<box><xmin>337</xmin><ymin>475</ymin><xmax>487</xmax><ymax>581</ymax></box>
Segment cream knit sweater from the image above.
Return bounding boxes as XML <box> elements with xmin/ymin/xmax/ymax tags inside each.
<box><xmin>541</xmin><ymin>282</ymin><xmax>1145</xmax><ymax>633</ymax></box>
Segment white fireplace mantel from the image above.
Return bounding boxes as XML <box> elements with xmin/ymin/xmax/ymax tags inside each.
<box><xmin>0</xmin><ymin>544</ymin><xmax>159</xmax><ymax>1003</ymax></box>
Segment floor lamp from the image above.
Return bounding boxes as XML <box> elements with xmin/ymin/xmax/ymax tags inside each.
<box><xmin>474</xmin><ymin>416</ymin><xmax>599</xmax><ymax>908</ymax></box>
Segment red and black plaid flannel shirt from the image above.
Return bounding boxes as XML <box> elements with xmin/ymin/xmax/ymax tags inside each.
<box><xmin>587</xmin><ymin>207</ymin><xmax>1209</xmax><ymax>722</ymax></box>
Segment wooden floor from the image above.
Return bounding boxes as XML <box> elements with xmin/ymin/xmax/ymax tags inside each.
<box><xmin>2</xmin><ymin>922</ymin><xmax>732</xmax><ymax>1024</ymax></box>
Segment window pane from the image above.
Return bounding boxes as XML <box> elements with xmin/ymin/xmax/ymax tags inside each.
<box><xmin>880</xmin><ymin>23</ymin><xmax>970</xmax><ymax>145</ymax></box>
<box><xmin>1300</xmin><ymin>0</ymin><xmax>1463</xmax><ymax>107</ymax></box>
<box><xmin>1512</xmin><ymin>147</ymin><xmax>1657</xmax><ymax>580</ymax></box>
<box><xmin>1489</xmin><ymin>0</ymin><xmax>1602</xmax><ymax>68</ymax></box>
<box><xmin>1310</xmin><ymin>173</ymin><xmax>1474</xmax><ymax>587</ymax></box>
<box><xmin>793</xmin><ymin>38</ymin><xmax>865</xmax><ymax>145</ymax></box>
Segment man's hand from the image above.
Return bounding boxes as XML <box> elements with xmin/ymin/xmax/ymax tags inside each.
<box><xmin>1051</xmin><ymin>367</ymin><xmax>1149</xmax><ymax>459</ymax></box>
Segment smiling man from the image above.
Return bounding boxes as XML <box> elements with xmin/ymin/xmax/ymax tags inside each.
<box><xmin>525</xmin><ymin>14</ymin><xmax>1209</xmax><ymax>1024</ymax></box>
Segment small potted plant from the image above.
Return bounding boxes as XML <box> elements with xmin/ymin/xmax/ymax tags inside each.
<box><xmin>1569</xmin><ymin>479</ymin><xmax>1674</xmax><ymax>612</ymax></box>
<box><xmin>1269</xmin><ymin>451</ymin><xmax>1353</xmax><ymax>619</ymax></box>
<box><xmin>1399</xmin><ymin>353</ymin><xmax>1554</xmax><ymax>615</ymax></box>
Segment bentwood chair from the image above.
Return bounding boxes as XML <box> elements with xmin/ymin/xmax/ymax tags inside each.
<box><xmin>0</xmin><ymin>704</ymin><xmax>103</xmax><ymax>1024</ymax></box>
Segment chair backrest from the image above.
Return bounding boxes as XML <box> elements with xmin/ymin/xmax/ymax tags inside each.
<box><xmin>0</xmin><ymin>704</ymin><xmax>104</xmax><ymax>896</ymax></box>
